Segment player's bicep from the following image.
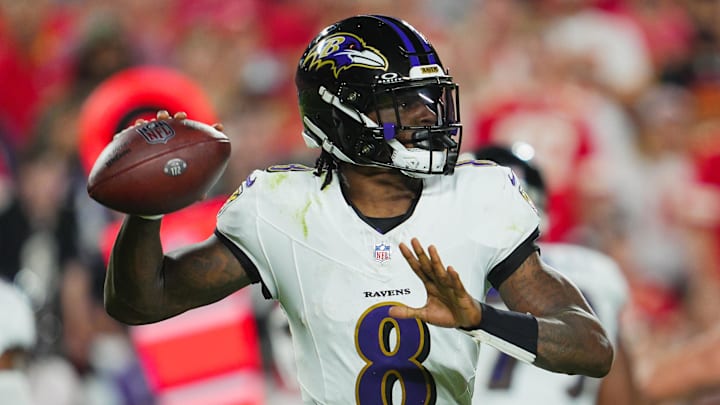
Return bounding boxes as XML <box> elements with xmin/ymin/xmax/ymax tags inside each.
<box><xmin>496</xmin><ymin>252</ymin><xmax>593</xmax><ymax>317</ymax></box>
<box><xmin>161</xmin><ymin>234</ymin><xmax>255</xmax><ymax>315</ymax></box>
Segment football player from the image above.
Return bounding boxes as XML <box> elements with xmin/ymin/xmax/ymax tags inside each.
<box><xmin>103</xmin><ymin>15</ymin><xmax>613</xmax><ymax>404</ymax></box>
<box><xmin>469</xmin><ymin>145</ymin><xmax>638</xmax><ymax>405</ymax></box>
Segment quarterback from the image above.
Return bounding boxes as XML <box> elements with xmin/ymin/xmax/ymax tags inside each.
<box><xmin>103</xmin><ymin>15</ymin><xmax>613</xmax><ymax>404</ymax></box>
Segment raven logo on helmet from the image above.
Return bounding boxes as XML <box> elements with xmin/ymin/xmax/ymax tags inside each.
<box><xmin>300</xmin><ymin>33</ymin><xmax>388</xmax><ymax>78</ymax></box>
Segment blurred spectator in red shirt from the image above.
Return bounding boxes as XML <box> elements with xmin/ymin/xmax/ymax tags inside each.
<box><xmin>0</xmin><ymin>0</ymin><xmax>77</xmax><ymax>153</ymax></box>
<box><xmin>472</xmin><ymin>96</ymin><xmax>594</xmax><ymax>243</ymax></box>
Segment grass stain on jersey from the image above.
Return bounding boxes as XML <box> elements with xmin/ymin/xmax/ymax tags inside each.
<box><xmin>506</xmin><ymin>223</ymin><xmax>523</xmax><ymax>234</ymax></box>
<box><xmin>268</xmin><ymin>173</ymin><xmax>289</xmax><ymax>190</ymax></box>
<box><xmin>294</xmin><ymin>199</ymin><xmax>312</xmax><ymax>238</ymax></box>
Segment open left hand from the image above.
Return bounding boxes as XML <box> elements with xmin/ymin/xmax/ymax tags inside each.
<box><xmin>388</xmin><ymin>238</ymin><xmax>482</xmax><ymax>329</ymax></box>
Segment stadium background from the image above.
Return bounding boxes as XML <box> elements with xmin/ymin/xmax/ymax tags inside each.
<box><xmin>1</xmin><ymin>0</ymin><xmax>720</xmax><ymax>404</ymax></box>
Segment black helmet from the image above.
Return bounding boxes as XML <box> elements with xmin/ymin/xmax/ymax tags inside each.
<box><xmin>296</xmin><ymin>15</ymin><xmax>462</xmax><ymax>177</ymax></box>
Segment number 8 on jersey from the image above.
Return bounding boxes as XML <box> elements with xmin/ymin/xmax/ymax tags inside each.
<box><xmin>355</xmin><ymin>302</ymin><xmax>437</xmax><ymax>404</ymax></box>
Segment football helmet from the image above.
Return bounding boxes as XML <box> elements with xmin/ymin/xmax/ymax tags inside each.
<box><xmin>296</xmin><ymin>15</ymin><xmax>462</xmax><ymax>177</ymax></box>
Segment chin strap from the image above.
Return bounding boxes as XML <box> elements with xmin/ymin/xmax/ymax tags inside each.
<box><xmin>388</xmin><ymin>140</ymin><xmax>447</xmax><ymax>174</ymax></box>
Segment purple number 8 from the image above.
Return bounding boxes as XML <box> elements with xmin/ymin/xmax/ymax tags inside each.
<box><xmin>355</xmin><ymin>302</ymin><xmax>437</xmax><ymax>404</ymax></box>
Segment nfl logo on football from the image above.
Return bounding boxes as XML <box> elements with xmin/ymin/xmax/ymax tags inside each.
<box><xmin>374</xmin><ymin>242</ymin><xmax>391</xmax><ymax>263</ymax></box>
<box><xmin>137</xmin><ymin>121</ymin><xmax>176</xmax><ymax>144</ymax></box>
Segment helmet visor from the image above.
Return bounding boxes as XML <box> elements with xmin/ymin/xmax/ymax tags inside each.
<box><xmin>371</xmin><ymin>81</ymin><xmax>460</xmax><ymax>151</ymax></box>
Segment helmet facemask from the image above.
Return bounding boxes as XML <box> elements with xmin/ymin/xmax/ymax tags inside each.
<box><xmin>302</xmin><ymin>76</ymin><xmax>462</xmax><ymax>177</ymax></box>
<box><xmin>367</xmin><ymin>77</ymin><xmax>461</xmax><ymax>177</ymax></box>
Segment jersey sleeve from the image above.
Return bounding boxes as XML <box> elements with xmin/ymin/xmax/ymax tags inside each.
<box><xmin>215</xmin><ymin>170</ymin><xmax>278</xmax><ymax>298</ymax></box>
<box><xmin>468</xmin><ymin>165</ymin><xmax>541</xmax><ymax>288</ymax></box>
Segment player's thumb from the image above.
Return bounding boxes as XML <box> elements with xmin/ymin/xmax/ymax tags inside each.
<box><xmin>388</xmin><ymin>304</ymin><xmax>420</xmax><ymax>320</ymax></box>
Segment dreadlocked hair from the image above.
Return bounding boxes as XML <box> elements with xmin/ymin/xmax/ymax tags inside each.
<box><xmin>313</xmin><ymin>150</ymin><xmax>338</xmax><ymax>190</ymax></box>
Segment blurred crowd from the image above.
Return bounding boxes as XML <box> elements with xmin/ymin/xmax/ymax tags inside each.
<box><xmin>2</xmin><ymin>0</ymin><xmax>720</xmax><ymax>404</ymax></box>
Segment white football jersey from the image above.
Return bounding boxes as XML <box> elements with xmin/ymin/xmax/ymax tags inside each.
<box><xmin>216</xmin><ymin>161</ymin><xmax>540</xmax><ymax>405</ymax></box>
<box><xmin>472</xmin><ymin>243</ymin><xmax>628</xmax><ymax>405</ymax></box>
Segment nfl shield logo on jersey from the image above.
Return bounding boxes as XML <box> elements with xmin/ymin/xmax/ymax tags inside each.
<box><xmin>374</xmin><ymin>242</ymin><xmax>391</xmax><ymax>263</ymax></box>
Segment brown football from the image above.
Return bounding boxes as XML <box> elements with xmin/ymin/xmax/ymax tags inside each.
<box><xmin>87</xmin><ymin>118</ymin><xmax>231</xmax><ymax>215</ymax></box>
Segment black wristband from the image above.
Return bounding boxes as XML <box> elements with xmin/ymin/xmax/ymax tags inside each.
<box><xmin>461</xmin><ymin>302</ymin><xmax>539</xmax><ymax>357</ymax></box>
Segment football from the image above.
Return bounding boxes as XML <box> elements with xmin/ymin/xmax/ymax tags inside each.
<box><xmin>87</xmin><ymin>118</ymin><xmax>231</xmax><ymax>215</ymax></box>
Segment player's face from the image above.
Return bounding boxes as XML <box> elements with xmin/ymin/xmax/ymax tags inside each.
<box><xmin>370</xmin><ymin>86</ymin><xmax>445</xmax><ymax>147</ymax></box>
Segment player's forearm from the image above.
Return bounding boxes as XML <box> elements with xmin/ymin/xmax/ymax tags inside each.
<box><xmin>497</xmin><ymin>254</ymin><xmax>614</xmax><ymax>377</ymax></box>
<box><xmin>104</xmin><ymin>215</ymin><xmax>166</xmax><ymax>324</ymax></box>
<box><xmin>535</xmin><ymin>308</ymin><xmax>614</xmax><ymax>377</ymax></box>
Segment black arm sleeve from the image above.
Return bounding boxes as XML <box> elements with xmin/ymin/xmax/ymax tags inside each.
<box><xmin>214</xmin><ymin>229</ymin><xmax>272</xmax><ymax>299</ymax></box>
<box><xmin>486</xmin><ymin>228</ymin><xmax>540</xmax><ymax>290</ymax></box>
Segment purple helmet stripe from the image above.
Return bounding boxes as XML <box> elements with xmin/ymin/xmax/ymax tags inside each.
<box><xmin>406</xmin><ymin>23</ymin><xmax>438</xmax><ymax>65</ymax></box>
<box><xmin>374</xmin><ymin>16</ymin><xmax>422</xmax><ymax>66</ymax></box>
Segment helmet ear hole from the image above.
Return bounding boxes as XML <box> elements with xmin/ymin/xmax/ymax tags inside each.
<box><xmin>356</xmin><ymin>139</ymin><xmax>377</xmax><ymax>159</ymax></box>
<box><xmin>338</xmin><ymin>87</ymin><xmax>370</xmax><ymax>111</ymax></box>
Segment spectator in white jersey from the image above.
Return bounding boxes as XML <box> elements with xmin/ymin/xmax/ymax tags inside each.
<box><xmin>102</xmin><ymin>15</ymin><xmax>613</xmax><ymax>404</ymax></box>
<box><xmin>469</xmin><ymin>145</ymin><xmax>640</xmax><ymax>405</ymax></box>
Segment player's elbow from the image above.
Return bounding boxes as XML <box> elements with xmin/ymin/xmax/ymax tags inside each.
<box><xmin>547</xmin><ymin>318</ymin><xmax>614</xmax><ymax>378</ymax></box>
<box><xmin>585</xmin><ymin>329</ymin><xmax>615</xmax><ymax>378</ymax></box>
<box><xmin>105</xmin><ymin>299</ymin><xmax>140</xmax><ymax>325</ymax></box>
<box><xmin>572</xmin><ymin>310</ymin><xmax>615</xmax><ymax>377</ymax></box>
<box><xmin>104</xmin><ymin>294</ymin><xmax>158</xmax><ymax>325</ymax></box>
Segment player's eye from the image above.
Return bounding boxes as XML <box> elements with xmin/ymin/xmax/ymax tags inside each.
<box><xmin>374</xmin><ymin>86</ymin><xmax>443</xmax><ymax>113</ymax></box>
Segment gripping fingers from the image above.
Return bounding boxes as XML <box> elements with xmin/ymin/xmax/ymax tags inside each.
<box><xmin>155</xmin><ymin>110</ymin><xmax>222</xmax><ymax>131</ymax></box>
<box><xmin>154</xmin><ymin>110</ymin><xmax>187</xmax><ymax>121</ymax></box>
<box><xmin>131</xmin><ymin>110</ymin><xmax>187</xmax><ymax>130</ymax></box>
